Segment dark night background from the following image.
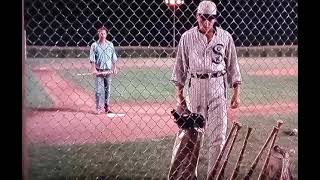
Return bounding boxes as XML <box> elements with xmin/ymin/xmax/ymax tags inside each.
<box><xmin>24</xmin><ymin>0</ymin><xmax>298</xmax><ymax>47</ymax></box>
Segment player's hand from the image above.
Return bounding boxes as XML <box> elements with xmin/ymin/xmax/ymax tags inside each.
<box><xmin>113</xmin><ymin>67</ymin><xmax>118</xmax><ymax>75</ymax></box>
<box><xmin>176</xmin><ymin>99</ymin><xmax>191</xmax><ymax>115</ymax></box>
<box><xmin>92</xmin><ymin>69</ymin><xmax>99</xmax><ymax>75</ymax></box>
<box><xmin>230</xmin><ymin>94</ymin><xmax>240</xmax><ymax>109</ymax></box>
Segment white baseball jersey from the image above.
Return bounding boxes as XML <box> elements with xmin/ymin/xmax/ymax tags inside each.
<box><xmin>169</xmin><ymin>26</ymin><xmax>242</xmax><ymax>179</ymax></box>
<box><xmin>171</xmin><ymin>26</ymin><xmax>242</xmax><ymax>88</ymax></box>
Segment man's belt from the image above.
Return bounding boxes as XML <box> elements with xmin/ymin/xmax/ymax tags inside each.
<box><xmin>191</xmin><ymin>70</ymin><xmax>226</xmax><ymax>79</ymax></box>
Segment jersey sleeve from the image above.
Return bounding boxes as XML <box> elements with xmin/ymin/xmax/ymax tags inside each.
<box><xmin>89</xmin><ymin>42</ymin><xmax>96</xmax><ymax>63</ymax></box>
<box><xmin>111</xmin><ymin>43</ymin><xmax>118</xmax><ymax>63</ymax></box>
<box><xmin>225</xmin><ymin>33</ymin><xmax>242</xmax><ymax>88</ymax></box>
<box><xmin>170</xmin><ymin>33</ymin><xmax>189</xmax><ymax>86</ymax></box>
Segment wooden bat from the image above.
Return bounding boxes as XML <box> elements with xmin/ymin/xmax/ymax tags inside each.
<box><xmin>216</xmin><ymin>123</ymin><xmax>242</xmax><ymax>180</ymax></box>
<box><xmin>244</xmin><ymin>126</ymin><xmax>279</xmax><ymax>180</ymax></box>
<box><xmin>257</xmin><ymin>120</ymin><xmax>284</xmax><ymax>180</ymax></box>
<box><xmin>229</xmin><ymin>127</ymin><xmax>253</xmax><ymax>180</ymax></box>
<box><xmin>206</xmin><ymin>122</ymin><xmax>240</xmax><ymax>180</ymax></box>
<box><xmin>76</xmin><ymin>70</ymin><xmax>113</xmax><ymax>76</ymax></box>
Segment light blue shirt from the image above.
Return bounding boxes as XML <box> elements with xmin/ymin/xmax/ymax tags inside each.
<box><xmin>89</xmin><ymin>41</ymin><xmax>118</xmax><ymax>70</ymax></box>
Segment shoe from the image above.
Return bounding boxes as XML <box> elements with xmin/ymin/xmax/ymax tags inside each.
<box><xmin>105</xmin><ymin>109</ymin><xmax>113</xmax><ymax>114</ymax></box>
<box><xmin>105</xmin><ymin>105</ymin><xmax>113</xmax><ymax>113</ymax></box>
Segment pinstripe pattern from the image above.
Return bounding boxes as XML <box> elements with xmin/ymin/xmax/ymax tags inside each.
<box><xmin>169</xmin><ymin>25</ymin><xmax>241</xmax><ymax>179</ymax></box>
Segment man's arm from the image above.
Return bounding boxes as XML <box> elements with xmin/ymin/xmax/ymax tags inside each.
<box><xmin>176</xmin><ymin>85</ymin><xmax>186</xmax><ymax>106</ymax></box>
<box><xmin>225</xmin><ymin>34</ymin><xmax>242</xmax><ymax>109</ymax></box>
<box><xmin>111</xmin><ymin>44</ymin><xmax>118</xmax><ymax>74</ymax></box>
<box><xmin>171</xmin><ymin>34</ymin><xmax>190</xmax><ymax>113</ymax></box>
<box><xmin>89</xmin><ymin>43</ymin><xmax>98</xmax><ymax>74</ymax></box>
<box><xmin>90</xmin><ymin>63</ymin><xmax>98</xmax><ymax>74</ymax></box>
<box><xmin>230</xmin><ymin>83</ymin><xmax>240</xmax><ymax>109</ymax></box>
<box><xmin>175</xmin><ymin>84</ymin><xmax>191</xmax><ymax>114</ymax></box>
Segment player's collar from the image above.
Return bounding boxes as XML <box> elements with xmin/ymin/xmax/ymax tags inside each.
<box><xmin>197</xmin><ymin>26</ymin><xmax>217</xmax><ymax>38</ymax></box>
<box><xmin>197</xmin><ymin>25</ymin><xmax>217</xmax><ymax>35</ymax></box>
<box><xmin>98</xmin><ymin>40</ymin><xmax>108</xmax><ymax>45</ymax></box>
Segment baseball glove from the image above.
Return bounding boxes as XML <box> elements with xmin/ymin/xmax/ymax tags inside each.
<box><xmin>171</xmin><ymin>109</ymin><xmax>205</xmax><ymax>129</ymax></box>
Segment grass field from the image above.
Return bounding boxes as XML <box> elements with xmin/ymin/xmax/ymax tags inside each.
<box><xmin>24</xmin><ymin>67</ymin><xmax>54</xmax><ymax>108</ymax></box>
<box><xmin>25</xmin><ymin>57</ymin><xmax>297</xmax><ymax>105</ymax></box>
<box><xmin>25</xmin><ymin>57</ymin><xmax>298</xmax><ymax>179</ymax></box>
<box><xmin>58</xmin><ymin>67</ymin><xmax>175</xmax><ymax>103</ymax></box>
<box><xmin>28</xmin><ymin>113</ymin><xmax>297</xmax><ymax>180</ymax></box>
<box><xmin>57</xmin><ymin>67</ymin><xmax>297</xmax><ymax>105</ymax></box>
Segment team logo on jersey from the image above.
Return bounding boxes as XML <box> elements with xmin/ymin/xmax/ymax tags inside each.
<box><xmin>212</xmin><ymin>44</ymin><xmax>224</xmax><ymax>64</ymax></box>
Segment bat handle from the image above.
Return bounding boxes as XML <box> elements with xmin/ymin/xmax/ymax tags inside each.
<box><xmin>230</xmin><ymin>127</ymin><xmax>252</xmax><ymax>180</ymax></box>
<box><xmin>244</xmin><ymin>126</ymin><xmax>278</xmax><ymax>180</ymax></box>
<box><xmin>216</xmin><ymin>123</ymin><xmax>242</xmax><ymax>180</ymax></box>
<box><xmin>206</xmin><ymin>122</ymin><xmax>239</xmax><ymax>180</ymax></box>
<box><xmin>257</xmin><ymin>120</ymin><xmax>284</xmax><ymax>180</ymax></box>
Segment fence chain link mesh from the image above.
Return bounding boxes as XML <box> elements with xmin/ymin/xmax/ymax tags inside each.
<box><xmin>24</xmin><ymin>0</ymin><xmax>297</xmax><ymax>179</ymax></box>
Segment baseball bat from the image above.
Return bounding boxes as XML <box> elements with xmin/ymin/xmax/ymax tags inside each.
<box><xmin>244</xmin><ymin>126</ymin><xmax>279</xmax><ymax>180</ymax></box>
<box><xmin>257</xmin><ymin>120</ymin><xmax>284</xmax><ymax>180</ymax></box>
<box><xmin>77</xmin><ymin>70</ymin><xmax>113</xmax><ymax>76</ymax></box>
<box><xmin>76</xmin><ymin>72</ymin><xmax>93</xmax><ymax>76</ymax></box>
<box><xmin>229</xmin><ymin>127</ymin><xmax>253</xmax><ymax>180</ymax></box>
<box><xmin>206</xmin><ymin>122</ymin><xmax>240</xmax><ymax>180</ymax></box>
<box><xmin>216</xmin><ymin>123</ymin><xmax>242</xmax><ymax>180</ymax></box>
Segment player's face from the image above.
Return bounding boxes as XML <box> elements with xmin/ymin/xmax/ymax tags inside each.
<box><xmin>98</xmin><ymin>30</ymin><xmax>107</xmax><ymax>40</ymax></box>
<box><xmin>197</xmin><ymin>14</ymin><xmax>216</xmax><ymax>33</ymax></box>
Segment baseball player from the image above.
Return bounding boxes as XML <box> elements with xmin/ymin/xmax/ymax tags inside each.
<box><xmin>168</xmin><ymin>1</ymin><xmax>242</xmax><ymax>179</ymax></box>
<box><xmin>89</xmin><ymin>26</ymin><xmax>118</xmax><ymax>114</ymax></box>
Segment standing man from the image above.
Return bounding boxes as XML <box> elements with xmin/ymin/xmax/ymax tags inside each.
<box><xmin>168</xmin><ymin>1</ymin><xmax>242</xmax><ymax>179</ymax></box>
<box><xmin>90</xmin><ymin>26</ymin><xmax>118</xmax><ymax>114</ymax></box>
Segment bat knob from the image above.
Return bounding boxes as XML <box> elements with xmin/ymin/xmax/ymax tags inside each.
<box><xmin>234</xmin><ymin>122</ymin><xmax>242</xmax><ymax>129</ymax></box>
<box><xmin>247</xmin><ymin>127</ymin><xmax>253</xmax><ymax>133</ymax></box>
<box><xmin>276</xmin><ymin>120</ymin><xmax>284</xmax><ymax>128</ymax></box>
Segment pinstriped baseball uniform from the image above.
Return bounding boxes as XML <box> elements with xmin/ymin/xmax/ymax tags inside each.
<box><xmin>169</xmin><ymin>26</ymin><xmax>242</xmax><ymax>179</ymax></box>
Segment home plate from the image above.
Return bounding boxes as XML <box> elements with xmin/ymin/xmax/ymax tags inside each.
<box><xmin>39</xmin><ymin>67</ymin><xmax>47</xmax><ymax>70</ymax></box>
<box><xmin>107</xmin><ymin>113</ymin><xmax>126</xmax><ymax>118</ymax></box>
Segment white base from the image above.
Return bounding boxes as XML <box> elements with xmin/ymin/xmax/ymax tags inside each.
<box><xmin>107</xmin><ymin>113</ymin><xmax>126</xmax><ymax>118</ymax></box>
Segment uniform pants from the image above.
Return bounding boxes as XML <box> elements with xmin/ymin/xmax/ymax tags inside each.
<box><xmin>168</xmin><ymin>76</ymin><xmax>228</xmax><ymax>179</ymax></box>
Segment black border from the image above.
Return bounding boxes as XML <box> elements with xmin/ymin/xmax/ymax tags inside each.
<box><xmin>298</xmin><ymin>0</ymin><xmax>314</xmax><ymax>179</ymax></box>
<box><xmin>3</xmin><ymin>0</ymin><xmax>23</xmax><ymax>179</ymax></box>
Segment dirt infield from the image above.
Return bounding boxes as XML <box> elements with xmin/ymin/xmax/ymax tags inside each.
<box><xmin>247</xmin><ymin>68</ymin><xmax>297</xmax><ymax>76</ymax></box>
<box><xmin>26</xmin><ymin>68</ymin><xmax>297</xmax><ymax>145</ymax></box>
<box><xmin>25</xmin><ymin>101</ymin><xmax>297</xmax><ymax>145</ymax></box>
<box><xmin>27</xmin><ymin>68</ymin><xmax>178</xmax><ymax>144</ymax></box>
<box><xmin>25</xmin><ymin>104</ymin><xmax>178</xmax><ymax>144</ymax></box>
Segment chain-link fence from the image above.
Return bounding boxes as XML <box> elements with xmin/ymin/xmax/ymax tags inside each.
<box><xmin>24</xmin><ymin>0</ymin><xmax>298</xmax><ymax>179</ymax></box>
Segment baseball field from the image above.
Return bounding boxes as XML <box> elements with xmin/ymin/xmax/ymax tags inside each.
<box><xmin>24</xmin><ymin>57</ymin><xmax>297</xmax><ymax>179</ymax></box>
